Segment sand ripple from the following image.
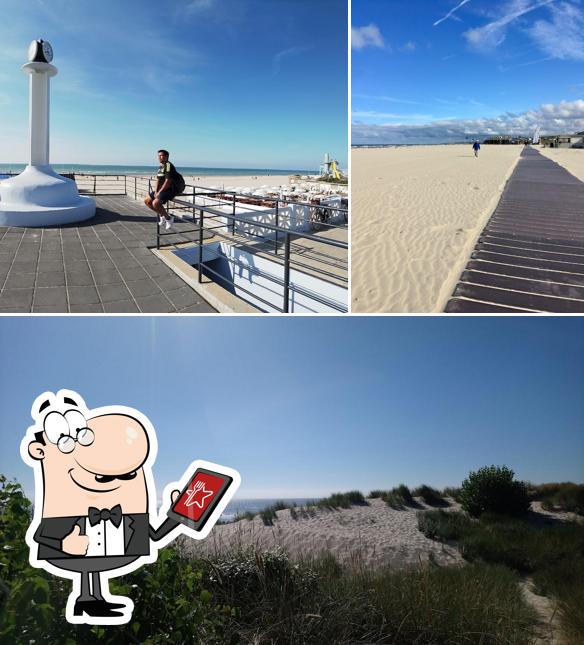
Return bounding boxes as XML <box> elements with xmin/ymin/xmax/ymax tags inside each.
<box><xmin>351</xmin><ymin>145</ymin><xmax>521</xmax><ymax>312</ymax></box>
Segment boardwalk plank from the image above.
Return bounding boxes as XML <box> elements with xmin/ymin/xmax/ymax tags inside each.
<box><xmin>446</xmin><ymin>147</ymin><xmax>584</xmax><ymax>313</ymax></box>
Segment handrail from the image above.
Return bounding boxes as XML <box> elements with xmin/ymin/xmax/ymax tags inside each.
<box><xmin>65</xmin><ymin>172</ymin><xmax>348</xmax><ymax>313</ymax></box>
<box><xmin>158</xmin><ymin>191</ymin><xmax>347</xmax><ymax>313</ymax></box>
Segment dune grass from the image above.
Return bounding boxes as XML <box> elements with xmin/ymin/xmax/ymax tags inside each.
<box><xmin>379</xmin><ymin>484</ymin><xmax>449</xmax><ymax>510</ymax></box>
<box><xmin>442</xmin><ymin>486</ymin><xmax>461</xmax><ymax>501</ymax></box>
<box><xmin>204</xmin><ymin>546</ymin><xmax>537</xmax><ymax>644</ymax></box>
<box><xmin>316</xmin><ymin>490</ymin><xmax>368</xmax><ymax>509</ymax></box>
<box><xmin>252</xmin><ymin>492</ymin><xmax>368</xmax><ymax>526</ymax></box>
<box><xmin>412</xmin><ymin>484</ymin><xmax>449</xmax><ymax>507</ymax></box>
<box><xmin>417</xmin><ymin>508</ymin><xmax>584</xmax><ymax>644</ymax></box>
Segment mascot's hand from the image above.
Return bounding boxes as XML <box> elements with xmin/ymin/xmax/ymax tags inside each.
<box><xmin>62</xmin><ymin>525</ymin><xmax>89</xmax><ymax>555</ymax></box>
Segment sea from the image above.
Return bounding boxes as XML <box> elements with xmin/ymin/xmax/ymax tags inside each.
<box><xmin>220</xmin><ymin>497</ymin><xmax>320</xmax><ymax>522</ymax></box>
<box><xmin>0</xmin><ymin>163</ymin><xmax>318</xmax><ymax>177</ymax></box>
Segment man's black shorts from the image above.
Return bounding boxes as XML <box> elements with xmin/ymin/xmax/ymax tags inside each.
<box><xmin>151</xmin><ymin>188</ymin><xmax>178</xmax><ymax>205</ymax></box>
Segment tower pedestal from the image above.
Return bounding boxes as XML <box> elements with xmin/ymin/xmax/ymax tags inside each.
<box><xmin>0</xmin><ymin>166</ymin><xmax>95</xmax><ymax>227</ymax></box>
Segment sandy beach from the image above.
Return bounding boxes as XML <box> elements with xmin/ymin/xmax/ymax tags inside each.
<box><xmin>538</xmin><ymin>147</ymin><xmax>584</xmax><ymax>181</ymax></box>
<box><xmin>185</xmin><ymin>497</ymin><xmax>462</xmax><ymax>570</ymax></box>
<box><xmin>351</xmin><ymin>144</ymin><xmax>522</xmax><ymax>312</ymax></box>
<box><xmin>185</xmin><ymin>175</ymin><xmax>315</xmax><ymax>190</ymax></box>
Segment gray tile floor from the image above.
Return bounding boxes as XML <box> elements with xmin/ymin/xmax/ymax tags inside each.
<box><xmin>0</xmin><ymin>195</ymin><xmax>215</xmax><ymax>313</ymax></box>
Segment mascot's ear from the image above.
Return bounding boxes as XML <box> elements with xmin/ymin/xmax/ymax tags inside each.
<box><xmin>28</xmin><ymin>441</ymin><xmax>45</xmax><ymax>461</ymax></box>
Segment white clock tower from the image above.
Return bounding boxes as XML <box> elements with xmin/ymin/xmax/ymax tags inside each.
<box><xmin>0</xmin><ymin>40</ymin><xmax>96</xmax><ymax>227</ymax></box>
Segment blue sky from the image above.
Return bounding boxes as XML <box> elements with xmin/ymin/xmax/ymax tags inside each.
<box><xmin>1</xmin><ymin>316</ymin><xmax>583</xmax><ymax>500</ymax></box>
<box><xmin>353</xmin><ymin>0</ymin><xmax>584</xmax><ymax>143</ymax></box>
<box><xmin>0</xmin><ymin>0</ymin><xmax>347</xmax><ymax>169</ymax></box>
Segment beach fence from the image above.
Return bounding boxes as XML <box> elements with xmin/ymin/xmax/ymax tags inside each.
<box><xmin>162</xmin><ymin>188</ymin><xmax>348</xmax><ymax>313</ymax></box>
<box><xmin>72</xmin><ymin>173</ymin><xmax>348</xmax><ymax>313</ymax></box>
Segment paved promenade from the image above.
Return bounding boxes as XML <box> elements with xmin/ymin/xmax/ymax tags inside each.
<box><xmin>446</xmin><ymin>147</ymin><xmax>584</xmax><ymax>313</ymax></box>
<box><xmin>0</xmin><ymin>195</ymin><xmax>215</xmax><ymax>312</ymax></box>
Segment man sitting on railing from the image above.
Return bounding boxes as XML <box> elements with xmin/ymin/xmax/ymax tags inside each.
<box><xmin>144</xmin><ymin>149</ymin><xmax>181</xmax><ymax>230</ymax></box>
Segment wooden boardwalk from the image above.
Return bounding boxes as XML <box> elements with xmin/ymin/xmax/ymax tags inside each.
<box><xmin>445</xmin><ymin>147</ymin><xmax>584</xmax><ymax>313</ymax></box>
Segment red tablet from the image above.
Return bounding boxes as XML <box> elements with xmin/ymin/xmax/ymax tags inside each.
<box><xmin>167</xmin><ymin>467</ymin><xmax>233</xmax><ymax>532</ymax></box>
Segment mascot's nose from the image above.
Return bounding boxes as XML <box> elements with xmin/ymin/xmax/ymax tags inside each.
<box><xmin>80</xmin><ymin>414</ymin><xmax>149</xmax><ymax>475</ymax></box>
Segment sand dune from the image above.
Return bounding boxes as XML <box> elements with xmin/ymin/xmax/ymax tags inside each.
<box><xmin>184</xmin><ymin>497</ymin><xmax>462</xmax><ymax>570</ymax></box>
<box><xmin>183</xmin><ymin>498</ymin><xmax>579</xmax><ymax>572</ymax></box>
<box><xmin>351</xmin><ymin>144</ymin><xmax>522</xmax><ymax>312</ymax></box>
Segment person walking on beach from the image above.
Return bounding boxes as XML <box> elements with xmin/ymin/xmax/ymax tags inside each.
<box><xmin>472</xmin><ymin>140</ymin><xmax>481</xmax><ymax>157</ymax></box>
<box><xmin>144</xmin><ymin>150</ymin><xmax>183</xmax><ymax>229</ymax></box>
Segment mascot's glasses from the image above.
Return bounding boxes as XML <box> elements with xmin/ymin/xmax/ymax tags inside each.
<box><xmin>57</xmin><ymin>427</ymin><xmax>95</xmax><ymax>453</ymax></box>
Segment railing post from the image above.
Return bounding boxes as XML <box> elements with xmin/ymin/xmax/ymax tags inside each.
<box><xmin>198</xmin><ymin>209</ymin><xmax>204</xmax><ymax>283</ymax></box>
<box><xmin>283</xmin><ymin>232</ymin><xmax>291</xmax><ymax>313</ymax></box>
<box><xmin>274</xmin><ymin>199</ymin><xmax>279</xmax><ymax>255</ymax></box>
<box><xmin>192</xmin><ymin>185</ymin><xmax>196</xmax><ymax>222</ymax></box>
<box><xmin>135</xmin><ymin>177</ymin><xmax>137</xmax><ymax>200</ymax></box>
<box><xmin>231</xmin><ymin>193</ymin><xmax>236</xmax><ymax>236</ymax></box>
<box><xmin>124</xmin><ymin>175</ymin><xmax>127</xmax><ymax>195</ymax></box>
<box><xmin>93</xmin><ymin>175</ymin><xmax>96</xmax><ymax>195</ymax></box>
<box><xmin>156</xmin><ymin>212</ymin><xmax>160</xmax><ymax>249</ymax></box>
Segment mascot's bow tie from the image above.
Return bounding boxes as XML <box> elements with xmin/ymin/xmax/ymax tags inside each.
<box><xmin>88</xmin><ymin>504</ymin><xmax>123</xmax><ymax>527</ymax></box>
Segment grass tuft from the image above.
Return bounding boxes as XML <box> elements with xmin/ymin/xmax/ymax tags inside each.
<box><xmin>413</xmin><ymin>484</ymin><xmax>449</xmax><ymax>507</ymax></box>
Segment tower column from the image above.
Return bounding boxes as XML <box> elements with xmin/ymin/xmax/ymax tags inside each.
<box><xmin>22</xmin><ymin>62</ymin><xmax>58</xmax><ymax>167</ymax></box>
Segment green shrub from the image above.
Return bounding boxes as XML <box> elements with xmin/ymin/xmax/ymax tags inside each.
<box><xmin>460</xmin><ymin>466</ymin><xmax>530</xmax><ymax>518</ymax></box>
<box><xmin>369</xmin><ymin>489</ymin><xmax>386</xmax><ymax>498</ymax></box>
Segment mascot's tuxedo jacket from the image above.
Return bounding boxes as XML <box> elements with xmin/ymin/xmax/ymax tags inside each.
<box><xmin>33</xmin><ymin>514</ymin><xmax>179</xmax><ymax>560</ymax></box>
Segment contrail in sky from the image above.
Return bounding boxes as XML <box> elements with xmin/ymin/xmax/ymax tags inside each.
<box><xmin>433</xmin><ymin>0</ymin><xmax>472</xmax><ymax>27</ymax></box>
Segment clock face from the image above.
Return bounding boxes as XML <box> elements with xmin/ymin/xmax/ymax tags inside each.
<box><xmin>42</xmin><ymin>41</ymin><xmax>53</xmax><ymax>62</ymax></box>
<box><xmin>28</xmin><ymin>40</ymin><xmax>38</xmax><ymax>62</ymax></box>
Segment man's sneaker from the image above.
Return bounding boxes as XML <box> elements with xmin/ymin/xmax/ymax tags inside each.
<box><xmin>165</xmin><ymin>216</ymin><xmax>174</xmax><ymax>230</ymax></box>
<box><xmin>158</xmin><ymin>215</ymin><xmax>165</xmax><ymax>226</ymax></box>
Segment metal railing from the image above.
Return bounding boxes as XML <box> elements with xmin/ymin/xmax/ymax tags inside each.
<box><xmin>73</xmin><ymin>173</ymin><xmax>348</xmax><ymax>313</ymax></box>
<box><xmin>164</xmin><ymin>190</ymin><xmax>347</xmax><ymax>313</ymax></box>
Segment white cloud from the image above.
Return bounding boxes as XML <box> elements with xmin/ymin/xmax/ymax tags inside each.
<box><xmin>353</xmin><ymin>94</ymin><xmax>420</xmax><ymax>105</ymax></box>
<box><xmin>352</xmin><ymin>111</ymin><xmax>434</xmax><ymax>121</ymax></box>
<box><xmin>434</xmin><ymin>0</ymin><xmax>472</xmax><ymax>27</ymax></box>
<box><xmin>184</xmin><ymin>0</ymin><xmax>215</xmax><ymax>12</ymax></box>
<box><xmin>272</xmin><ymin>45</ymin><xmax>311</xmax><ymax>74</ymax></box>
<box><xmin>529</xmin><ymin>1</ymin><xmax>584</xmax><ymax>60</ymax></box>
<box><xmin>352</xmin><ymin>99</ymin><xmax>584</xmax><ymax>144</ymax></box>
<box><xmin>463</xmin><ymin>0</ymin><xmax>556</xmax><ymax>52</ymax></box>
<box><xmin>401</xmin><ymin>41</ymin><xmax>417</xmax><ymax>52</ymax></box>
<box><xmin>352</xmin><ymin>24</ymin><xmax>385</xmax><ymax>50</ymax></box>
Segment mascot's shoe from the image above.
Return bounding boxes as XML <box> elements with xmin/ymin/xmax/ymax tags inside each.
<box><xmin>73</xmin><ymin>599</ymin><xmax>124</xmax><ymax>617</ymax></box>
<box><xmin>94</xmin><ymin>598</ymin><xmax>127</xmax><ymax>610</ymax></box>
